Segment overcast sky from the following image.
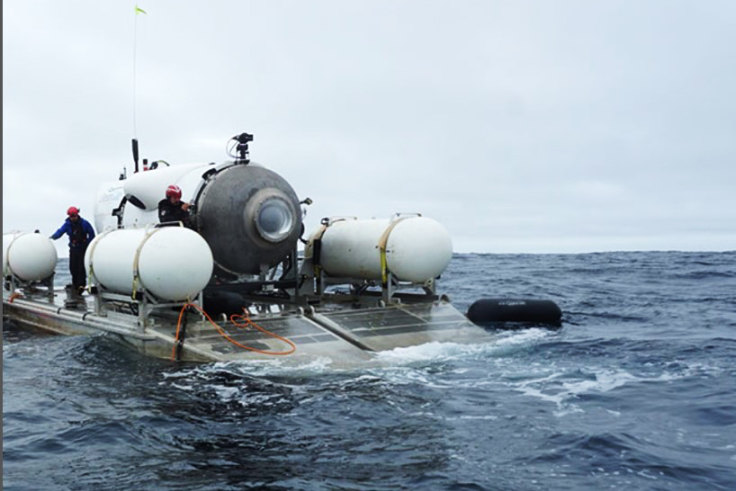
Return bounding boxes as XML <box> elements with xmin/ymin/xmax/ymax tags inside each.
<box><xmin>4</xmin><ymin>0</ymin><xmax>735</xmax><ymax>254</ymax></box>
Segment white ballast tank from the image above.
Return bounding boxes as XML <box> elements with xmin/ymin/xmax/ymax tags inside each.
<box><xmin>317</xmin><ymin>216</ymin><xmax>453</xmax><ymax>283</ymax></box>
<box><xmin>3</xmin><ymin>232</ymin><xmax>58</xmax><ymax>281</ymax></box>
<box><xmin>85</xmin><ymin>227</ymin><xmax>213</xmax><ymax>301</ymax></box>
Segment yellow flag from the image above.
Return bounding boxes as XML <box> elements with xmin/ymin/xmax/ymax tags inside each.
<box><xmin>135</xmin><ymin>5</ymin><xmax>147</xmax><ymax>15</ymax></box>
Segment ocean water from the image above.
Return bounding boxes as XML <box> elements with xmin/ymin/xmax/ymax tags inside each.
<box><xmin>3</xmin><ymin>252</ymin><xmax>736</xmax><ymax>490</ymax></box>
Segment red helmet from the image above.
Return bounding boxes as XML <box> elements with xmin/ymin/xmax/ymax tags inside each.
<box><xmin>67</xmin><ymin>206</ymin><xmax>80</xmax><ymax>216</ymax></box>
<box><xmin>166</xmin><ymin>185</ymin><xmax>182</xmax><ymax>200</ymax></box>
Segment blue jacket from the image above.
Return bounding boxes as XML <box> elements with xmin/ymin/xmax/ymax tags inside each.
<box><xmin>51</xmin><ymin>216</ymin><xmax>96</xmax><ymax>249</ymax></box>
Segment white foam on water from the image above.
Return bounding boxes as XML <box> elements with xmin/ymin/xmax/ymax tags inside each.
<box><xmin>169</xmin><ymin>382</ymin><xmax>195</xmax><ymax>392</ymax></box>
<box><xmin>505</xmin><ymin>364</ymin><xmax>707</xmax><ymax>417</ymax></box>
<box><xmin>492</xmin><ymin>328</ymin><xmax>554</xmax><ymax>347</ymax></box>
<box><xmin>169</xmin><ymin>355</ymin><xmax>339</xmax><ymax>380</ymax></box>
<box><xmin>226</xmin><ymin>355</ymin><xmax>337</xmax><ymax>377</ymax></box>
<box><xmin>514</xmin><ymin>369</ymin><xmax>634</xmax><ymax>415</ymax></box>
<box><xmin>211</xmin><ymin>384</ymin><xmax>240</xmax><ymax>401</ymax></box>
<box><xmin>373</xmin><ymin>341</ymin><xmax>473</xmax><ymax>365</ymax></box>
<box><xmin>374</xmin><ymin>328</ymin><xmax>554</xmax><ymax>366</ymax></box>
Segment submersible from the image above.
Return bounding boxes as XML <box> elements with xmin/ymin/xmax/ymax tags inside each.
<box><xmin>95</xmin><ymin>133</ymin><xmax>302</xmax><ymax>279</ymax></box>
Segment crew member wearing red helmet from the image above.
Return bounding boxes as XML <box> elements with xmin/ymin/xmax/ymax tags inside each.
<box><xmin>158</xmin><ymin>184</ymin><xmax>191</xmax><ymax>225</ymax></box>
<box><xmin>50</xmin><ymin>206</ymin><xmax>96</xmax><ymax>295</ymax></box>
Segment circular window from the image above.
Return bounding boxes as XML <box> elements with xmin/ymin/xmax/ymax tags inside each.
<box><xmin>255</xmin><ymin>198</ymin><xmax>294</xmax><ymax>242</ymax></box>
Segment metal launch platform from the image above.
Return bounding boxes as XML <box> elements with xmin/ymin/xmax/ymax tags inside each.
<box><xmin>3</xmin><ymin>284</ymin><xmax>495</xmax><ymax>365</ymax></box>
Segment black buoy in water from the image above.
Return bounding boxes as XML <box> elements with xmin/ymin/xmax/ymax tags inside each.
<box><xmin>467</xmin><ymin>298</ymin><xmax>562</xmax><ymax>328</ymax></box>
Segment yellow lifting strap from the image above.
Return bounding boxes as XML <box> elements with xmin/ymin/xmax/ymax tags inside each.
<box><xmin>310</xmin><ymin>223</ymin><xmax>329</xmax><ymax>278</ymax></box>
<box><xmin>131</xmin><ymin>227</ymin><xmax>160</xmax><ymax>300</ymax></box>
<box><xmin>309</xmin><ymin>217</ymin><xmax>354</xmax><ymax>278</ymax></box>
<box><xmin>377</xmin><ymin>216</ymin><xmax>412</xmax><ymax>286</ymax></box>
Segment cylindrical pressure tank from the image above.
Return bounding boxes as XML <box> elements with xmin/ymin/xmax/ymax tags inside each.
<box><xmin>3</xmin><ymin>232</ymin><xmax>58</xmax><ymax>281</ymax></box>
<box><xmin>315</xmin><ymin>216</ymin><xmax>453</xmax><ymax>283</ymax></box>
<box><xmin>85</xmin><ymin>227</ymin><xmax>213</xmax><ymax>301</ymax></box>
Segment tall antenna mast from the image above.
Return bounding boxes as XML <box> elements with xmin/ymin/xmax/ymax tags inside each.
<box><xmin>132</xmin><ymin>5</ymin><xmax>147</xmax><ymax>173</ymax></box>
<box><xmin>132</xmin><ymin>5</ymin><xmax>147</xmax><ymax>138</ymax></box>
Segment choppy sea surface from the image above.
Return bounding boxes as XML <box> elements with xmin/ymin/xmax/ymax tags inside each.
<box><xmin>3</xmin><ymin>251</ymin><xmax>736</xmax><ymax>490</ymax></box>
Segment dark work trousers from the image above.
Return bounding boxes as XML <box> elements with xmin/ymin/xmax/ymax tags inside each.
<box><xmin>69</xmin><ymin>247</ymin><xmax>87</xmax><ymax>293</ymax></box>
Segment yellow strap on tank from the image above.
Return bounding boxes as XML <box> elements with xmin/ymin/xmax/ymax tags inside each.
<box><xmin>310</xmin><ymin>223</ymin><xmax>329</xmax><ymax>278</ymax></box>
<box><xmin>377</xmin><ymin>216</ymin><xmax>413</xmax><ymax>286</ymax></box>
<box><xmin>86</xmin><ymin>264</ymin><xmax>94</xmax><ymax>293</ymax></box>
<box><xmin>131</xmin><ymin>227</ymin><xmax>160</xmax><ymax>300</ymax></box>
<box><xmin>310</xmin><ymin>217</ymin><xmax>355</xmax><ymax>278</ymax></box>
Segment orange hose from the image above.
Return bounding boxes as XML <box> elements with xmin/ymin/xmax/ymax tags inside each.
<box><xmin>8</xmin><ymin>292</ymin><xmax>23</xmax><ymax>303</ymax></box>
<box><xmin>228</xmin><ymin>309</ymin><xmax>297</xmax><ymax>355</ymax></box>
<box><xmin>171</xmin><ymin>303</ymin><xmax>296</xmax><ymax>361</ymax></box>
<box><xmin>170</xmin><ymin>303</ymin><xmax>191</xmax><ymax>360</ymax></box>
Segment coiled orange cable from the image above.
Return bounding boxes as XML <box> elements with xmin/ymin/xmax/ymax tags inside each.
<box><xmin>171</xmin><ymin>303</ymin><xmax>296</xmax><ymax>360</ymax></box>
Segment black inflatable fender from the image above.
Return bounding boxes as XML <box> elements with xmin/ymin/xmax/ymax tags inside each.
<box><xmin>467</xmin><ymin>298</ymin><xmax>562</xmax><ymax>327</ymax></box>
